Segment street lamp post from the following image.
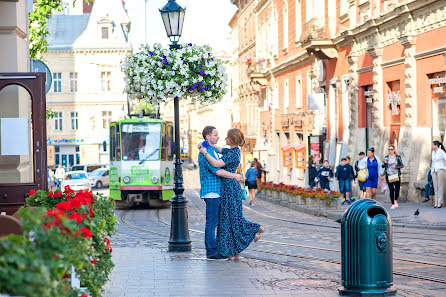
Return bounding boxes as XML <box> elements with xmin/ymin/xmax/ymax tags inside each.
<box><xmin>160</xmin><ymin>0</ymin><xmax>191</xmax><ymax>252</ymax></box>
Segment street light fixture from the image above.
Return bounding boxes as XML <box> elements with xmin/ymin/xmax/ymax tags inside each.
<box><xmin>159</xmin><ymin>0</ymin><xmax>191</xmax><ymax>252</ymax></box>
<box><xmin>160</xmin><ymin>0</ymin><xmax>186</xmax><ymax>49</ymax></box>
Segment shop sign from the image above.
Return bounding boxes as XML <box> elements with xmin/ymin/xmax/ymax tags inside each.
<box><xmin>309</xmin><ymin>136</ymin><xmax>320</xmax><ymax>158</ymax></box>
<box><xmin>434</xmin><ymin>87</ymin><xmax>444</xmax><ymax>94</ymax></box>
<box><xmin>308</xmin><ymin>93</ymin><xmax>325</xmax><ymax>110</ymax></box>
<box><xmin>47</xmin><ymin>137</ymin><xmax>85</xmax><ymax>145</ymax></box>
<box><xmin>387</xmin><ymin>91</ymin><xmax>401</xmax><ymax>115</ymax></box>
<box><xmin>429</xmin><ymin>76</ymin><xmax>446</xmax><ymax>85</ymax></box>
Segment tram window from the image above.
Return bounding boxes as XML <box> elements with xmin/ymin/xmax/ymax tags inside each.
<box><xmin>110</xmin><ymin>126</ymin><xmax>116</xmax><ymax>161</ymax></box>
<box><xmin>121</xmin><ymin>123</ymin><xmax>161</xmax><ymax>161</ymax></box>
<box><xmin>167</xmin><ymin>125</ymin><xmax>174</xmax><ymax>161</ymax></box>
<box><xmin>161</xmin><ymin>124</ymin><xmax>167</xmax><ymax>161</ymax></box>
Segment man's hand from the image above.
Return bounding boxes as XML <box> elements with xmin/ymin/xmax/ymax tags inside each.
<box><xmin>197</xmin><ymin>141</ymin><xmax>203</xmax><ymax>149</ymax></box>
<box><xmin>235</xmin><ymin>174</ymin><xmax>243</xmax><ymax>183</ymax></box>
<box><xmin>199</xmin><ymin>146</ymin><xmax>207</xmax><ymax>154</ymax></box>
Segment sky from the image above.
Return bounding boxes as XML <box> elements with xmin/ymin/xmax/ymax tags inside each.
<box><xmin>124</xmin><ymin>0</ymin><xmax>238</xmax><ymax>53</ymax></box>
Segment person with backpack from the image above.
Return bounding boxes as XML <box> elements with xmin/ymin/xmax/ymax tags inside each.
<box><xmin>355</xmin><ymin>152</ymin><xmax>367</xmax><ymax>199</ymax></box>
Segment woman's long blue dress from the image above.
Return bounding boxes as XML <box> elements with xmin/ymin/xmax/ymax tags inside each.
<box><xmin>364</xmin><ymin>157</ymin><xmax>379</xmax><ymax>189</ymax></box>
<box><xmin>217</xmin><ymin>147</ymin><xmax>260</xmax><ymax>256</ymax></box>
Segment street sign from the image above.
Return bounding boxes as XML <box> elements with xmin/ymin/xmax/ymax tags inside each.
<box><xmin>30</xmin><ymin>58</ymin><xmax>52</xmax><ymax>94</ymax></box>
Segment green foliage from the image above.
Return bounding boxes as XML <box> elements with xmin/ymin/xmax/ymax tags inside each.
<box><xmin>133</xmin><ymin>100</ymin><xmax>157</xmax><ymax>115</ymax></box>
<box><xmin>1</xmin><ymin>188</ymin><xmax>116</xmax><ymax>297</ymax></box>
<box><xmin>46</xmin><ymin>107</ymin><xmax>58</xmax><ymax>119</ymax></box>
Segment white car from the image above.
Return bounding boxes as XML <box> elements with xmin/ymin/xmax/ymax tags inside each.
<box><xmin>62</xmin><ymin>171</ymin><xmax>91</xmax><ymax>191</ymax></box>
<box><xmin>89</xmin><ymin>168</ymin><xmax>109</xmax><ymax>189</ymax></box>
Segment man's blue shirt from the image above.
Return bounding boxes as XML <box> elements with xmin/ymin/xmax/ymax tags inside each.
<box><xmin>198</xmin><ymin>146</ymin><xmax>221</xmax><ymax>197</ymax></box>
<box><xmin>245</xmin><ymin>168</ymin><xmax>258</xmax><ymax>183</ymax></box>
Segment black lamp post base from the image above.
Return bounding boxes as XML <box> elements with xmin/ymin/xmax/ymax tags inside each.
<box><xmin>168</xmin><ymin>243</ymin><xmax>192</xmax><ymax>252</ymax></box>
<box><xmin>339</xmin><ymin>287</ymin><xmax>397</xmax><ymax>296</ymax></box>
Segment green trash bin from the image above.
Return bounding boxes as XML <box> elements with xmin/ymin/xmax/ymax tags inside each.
<box><xmin>339</xmin><ymin>199</ymin><xmax>397</xmax><ymax>296</ymax></box>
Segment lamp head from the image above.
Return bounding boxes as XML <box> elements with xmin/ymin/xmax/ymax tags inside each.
<box><xmin>159</xmin><ymin>0</ymin><xmax>186</xmax><ymax>45</ymax></box>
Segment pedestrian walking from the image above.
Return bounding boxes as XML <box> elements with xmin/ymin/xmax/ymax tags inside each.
<box><xmin>382</xmin><ymin>144</ymin><xmax>404</xmax><ymax>209</ymax></box>
<box><xmin>316</xmin><ymin>160</ymin><xmax>333</xmax><ymax>191</ymax></box>
<box><xmin>198</xmin><ymin>126</ymin><xmax>243</xmax><ymax>260</ymax></box>
<box><xmin>55</xmin><ymin>164</ymin><xmax>65</xmax><ymax>189</ymax></box>
<box><xmin>423</xmin><ymin>169</ymin><xmax>434</xmax><ymax>203</ymax></box>
<box><xmin>431</xmin><ymin>140</ymin><xmax>446</xmax><ymax>208</ymax></box>
<box><xmin>200</xmin><ymin>128</ymin><xmax>264</xmax><ymax>260</ymax></box>
<box><xmin>355</xmin><ymin>152</ymin><xmax>367</xmax><ymax>199</ymax></box>
<box><xmin>345</xmin><ymin>156</ymin><xmax>355</xmax><ymax>200</ymax></box>
<box><xmin>308</xmin><ymin>155</ymin><xmax>319</xmax><ymax>189</ymax></box>
<box><xmin>336</xmin><ymin>158</ymin><xmax>354</xmax><ymax>205</ymax></box>
<box><xmin>364</xmin><ymin>147</ymin><xmax>383</xmax><ymax>200</ymax></box>
<box><xmin>253</xmin><ymin>158</ymin><xmax>263</xmax><ymax>193</ymax></box>
<box><xmin>48</xmin><ymin>166</ymin><xmax>56</xmax><ymax>191</ymax></box>
<box><xmin>245</xmin><ymin>161</ymin><xmax>259</xmax><ymax>205</ymax></box>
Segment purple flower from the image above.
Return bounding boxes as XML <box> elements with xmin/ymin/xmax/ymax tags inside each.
<box><xmin>199</xmin><ymin>70</ymin><xmax>205</xmax><ymax>75</ymax></box>
<box><xmin>199</xmin><ymin>82</ymin><xmax>203</xmax><ymax>86</ymax></box>
<box><xmin>163</xmin><ymin>55</ymin><xmax>166</xmax><ymax>59</ymax></box>
<box><xmin>211</xmin><ymin>58</ymin><xmax>214</xmax><ymax>61</ymax></box>
<box><xmin>148</xmin><ymin>51</ymin><xmax>153</xmax><ymax>55</ymax></box>
<box><xmin>208</xmin><ymin>53</ymin><xmax>211</xmax><ymax>56</ymax></box>
<box><xmin>199</xmin><ymin>64</ymin><xmax>202</xmax><ymax>68</ymax></box>
<box><xmin>183</xmin><ymin>60</ymin><xmax>187</xmax><ymax>64</ymax></box>
<box><xmin>163</xmin><ymin>60</ymin><xmax>168</xmax><ymax>65</ymax></box>
<box><xmin>193</xmin><ymin>83</ymin><xmax>197</xmax><ymax>89</ymax></box>
<box><xmin>201</xmin><ymin>58</ymin><xmax>205</xmax><ymax>61</ymax></box>
<box><xmin>188</xmin><ymin>43</ymin><xmax>192</xmax><ymax>46</ymax></box>
<box><xmin>205</xmin><ymin>85</ymin><xmax>209</xmax><ymax>90</ymax></box>
<box><xmin>199</xmin><ymin>88</ymin><xmax>204</xmax><ymax>92</ymax></box>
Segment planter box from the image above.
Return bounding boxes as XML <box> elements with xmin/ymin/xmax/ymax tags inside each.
<box><xmin>327</xmin><ymin>198</ymin><xmax>341</xmax><ymax>210</ymax></box>
<box><xmin>306</xmin><ymin>197</ymin><xmax>318</xmax><ymax>208</ymax></box>
<box><xmin>317</xmin><ymin>199</ymin><xmax>326</xmax><ymax>209</ymax></box>
<box><xmin>261</xmin><ymin>189</ymin><xmax>266</xmax><ymax>195</ymax></box>
<box><xmin>296</xmin><ymin>195</ymin><xmax>306</xmax><ymax>205</ymax></box>
<box><xmin>288</xmin><ymin>194</ymin><xmax>296</xmax><ymax>203</ymax></box>
<box><xmin>265</xmin><ymin>190</ymin><xmax>272</xmax><ymax>197</ymax></box>
<box><xmin>272</xmin><ymin>191</ymin><xmax>280</xmax><ymax>199</ymax></box>
<box><xmin>279</xmin><ymin>192</ymin><xmax>288</xmax><ymax>201</ymax></box>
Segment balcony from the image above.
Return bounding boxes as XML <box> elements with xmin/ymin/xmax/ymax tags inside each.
<box><xmin>299</xmin><ymin>17</ymin><xmax>337</xmax><ymax>60</ymax></box>
<box><xmin>247</xmin><ymin>60</ymin><xmax>267</xmax><ymax>86</ymax></box>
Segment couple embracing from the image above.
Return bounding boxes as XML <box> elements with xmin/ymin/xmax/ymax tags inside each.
<box><xmin>198</xmin><ymin>126</ymin><xmax>264</xmax><ymax>260</ymax></box>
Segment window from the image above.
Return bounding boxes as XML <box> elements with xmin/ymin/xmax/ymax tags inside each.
<box><xmin>102</xmin><ymin>111</ymin><xmax>112</xmax><ymax>129</ymax></box>
<box><xmin>69</xmin><ymin>72</ymin><xmax>78</xmax><ymax>92</ymax></box>
<box><xmin>273</xmin><ymin>83</ymin><xmax>279</xmax><ymax>110</ymax></box>
<box><xmin>296</xmin><ymin>76</ymin><xmax>302</xmax><ymax>108</ymax></box>
<box><xmin>101</xmin><ymin>71</ymin><xmax>111</xmax><ymax>91</ymax></box>
<box><xmin>284</xmin><ymin>79</ymin><xmax>289</xmax><ymax>112</ymax></box>
<box><xmin>70</xmin><ymin>112</ymin><xmax>78</xmax><ymax>130</ymax></box>
<box><xmin>283</xmin><ymin>2</ymin><xmax>288</xmax><ymax>50</ymax></box>
<box><xmin>296</xmin><ymin>0</ymin><xmax>302</xmax><ymax>42</ymax></box>
<box><xmin>101</xmin><ymin>27</ymin><xmax>109</xmax><ymax>39</ymax></box>
<box><xmin>53</xmin><ymin>73</ymin><xmax>62</xmax><ymax>93</ymax></box>
<box><xmin>54</xmin><ymin>112</ymin><xmax>63</xmax><ymax>131</ymax></box>
<box><xmin>306</xmin><ymin>0</ymin><xmax>324</xmax><ymax>22</ymax></box>
<box><xmin>340</xmin><ymin>0</ymin><xmax>349</xmax><ymax>16</ymax></box>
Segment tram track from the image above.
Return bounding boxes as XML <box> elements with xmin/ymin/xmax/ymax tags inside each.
<box><xmin>117</xmin><ymin>208</ymin><xmax>446</xmax><ymax>285</ymax></box>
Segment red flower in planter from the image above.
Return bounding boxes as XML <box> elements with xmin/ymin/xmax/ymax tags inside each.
<box><xmin>104</xmin><ymin>237</ymin><xmax>110</xmax><ymax>245</ymax></box>
<box><xmin>64</xmin><ymin>185</ymin><xmax>75</xmax><ymax>196</ymax></box>
<box><xmin>28</xmin><ymin>189</ymin><xmax>36</xmax><ymax>196</ymax></box>
<box><xmin>54</xmin><ymin>191</ymin><xmax>62</xmax><ymax>198</ymax></box>
<box><xmin>48</xmin><ymin>191</ymin><xmax>54</xmax><ymax>197</ymax></box>
<box><xmin>69</xmin><ymin>212</ymin><xmax>82</xmax><ymax>224</ymax></box>
<box><xmin>91</xmin><ymin>259</ymin><xmax>97</xmax><ymax>265</ymax></box>
<box><xmin>55</xmin><ymin>201</ymin><xmax>71</xmax><ymax>212</ymax></box>
<box><xmin>80</xmin><ymin>227</ymin><xmax>92</xmax><ymax>238</ymax></box>
<box><xmin>89</xmin><ymin>207</ymin><xmax>94</xmax><ymax>218</ymax></box>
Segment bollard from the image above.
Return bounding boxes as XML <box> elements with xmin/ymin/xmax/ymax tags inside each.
<box><xmin>339</xmin><ymin>199</ymin><xmax>397</xmax><ymax>296</ymax></box>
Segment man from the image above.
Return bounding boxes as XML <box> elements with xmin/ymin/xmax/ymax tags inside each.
<box><xmin>355</xmin><ymin>152</ymin><xmax>367</xmax><ymax>199</ymax></box>
<box><xmin>345</xmin><ymin>156</ymin><xmax>355</xmax><ymax>201</ymax></box>
<box><xmin>198</xmin><ymin>126</ymin><xmax>243</xmax><ymax>260</ymax></box>
<box><xmin>55</xmin><ymin>164</ymin><xmax>65</xmax><ymax>189</ymax></box>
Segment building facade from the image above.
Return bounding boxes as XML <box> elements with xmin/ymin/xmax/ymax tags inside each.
<box><xmin>43</xmin><ymin>0</ymin><xmax>132</xmax><ymax>169</ymax></box>
<box><xmin>230</xmin><ymin>0</ymin><xmax>446</xmax><ymax>202</ymax></box>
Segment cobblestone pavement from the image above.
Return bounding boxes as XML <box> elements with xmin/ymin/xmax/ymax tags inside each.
<box><xmin>101</xmin><ymin>169</ymin><xmax>446</xmax><ymax>296</ymax></box>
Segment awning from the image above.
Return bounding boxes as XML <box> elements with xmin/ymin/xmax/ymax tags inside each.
<box><xmin>281</xmin><ymin>144</ymin><xmax>306</xmax><ymax>151</ymax></box>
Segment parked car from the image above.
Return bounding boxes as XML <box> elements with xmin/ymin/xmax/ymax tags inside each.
<box><xmin>89</xmin><ymin>168</ymin><xmax>109</xmax><ymax>189</ymax></box>
<box><xmin>62</xmin><ymin>171</ymin><xmax>91</xmax><ymax>191</ymax></box>
<box><xmin>71</xmin><ymin>164</ymin><xmax>105</xmax><ymax>173</ymax></box>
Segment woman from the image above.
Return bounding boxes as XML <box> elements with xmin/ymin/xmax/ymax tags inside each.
<box><xmin>253</xmin><ymin>158</ymin><xmax>263</xmax><ymax>193</ymax></box>
<box><xmin>363</xmin><ymin>147</ymin><xmax>383</xmax><ymax>200</ymax></box>
<box><xmin>382</xmin><ymin>144</ymin><xmax>404</xmax><ymax>209</ymax></box>
<box><xmin>199</xmin><ymin>128</ymin><xmax>264</xmax><ymax>260</ymax></box>
<box><xmin>245</xmin><ymin>161</ymin><xmax>259</xmax><ymax>205</ymax></box>
<box><xmin>431</xmin><ymin>140</ymin><xmax>446</xmax><ymax>208</ymax></box>
<box><xmin>308</xmin><ymin>155</ymin><xmax>318</xmax><ymax>189</ymax></box>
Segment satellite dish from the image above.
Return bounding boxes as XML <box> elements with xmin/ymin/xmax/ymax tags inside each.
<box><xmin>30</xmin><ymin>58</ymin><xmax>52</xmax><ymax>94</ymax></box>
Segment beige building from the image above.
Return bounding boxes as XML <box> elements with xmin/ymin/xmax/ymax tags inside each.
<box><xmin>43</xmin><ymin>0</ymin><xmax>132</xmax><ymax>168</ymax></box>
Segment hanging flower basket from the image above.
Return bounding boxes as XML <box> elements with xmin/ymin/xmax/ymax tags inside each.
<box><xmin>122</xmin><ymin>43</ymin><xmax>228</xmax><ymax>103</ymax></box>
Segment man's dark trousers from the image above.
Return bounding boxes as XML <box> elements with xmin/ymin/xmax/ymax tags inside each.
<box><xmin>204</xmin><ymin>198</ymin><xmax>220</xmax><ymax>257</ymax></box>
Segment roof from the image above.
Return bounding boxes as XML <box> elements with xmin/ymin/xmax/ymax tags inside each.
<box><xmin>47</xmin><ymin>14</ymin><xmax>91</xmax><ymax>50</ymax></box>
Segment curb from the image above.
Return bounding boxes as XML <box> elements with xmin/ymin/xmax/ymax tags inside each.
<box><xmin>256</xmin><ymin>194</ymin><xmax>446</xmax><ymax>231</ymax></box>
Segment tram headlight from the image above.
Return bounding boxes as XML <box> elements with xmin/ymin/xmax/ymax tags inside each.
<box><xmin>123</xmin><ymin>176</ymin><xmax>131</xmax><ymax>184</ymax></box>
<box><xmin>151</xmin><ymin>176</ymin><xmax>159</xmax><ymax>184</ymax></box>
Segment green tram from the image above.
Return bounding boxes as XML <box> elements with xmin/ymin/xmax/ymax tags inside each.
<box><xmin>109</xmin><ymin>117</ymin><xmax>174</xmax><ymax>207</ymax></box>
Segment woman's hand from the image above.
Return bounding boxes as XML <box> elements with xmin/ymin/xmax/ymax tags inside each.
<box><xmin>380</xmin><ymin>175</ymin><xmax>384</xmax><ymax>181</ymax></box>
<box><xmin>199</xmin><ymin>147</ymin><xmax>207</xmax><ymax>155</ymax></box>
<box><xmin>384</xmin><ymin>159</ymin><xmax>388</xmax><ymax>163</ymax></box>
<box><xmin>197</xmin><ymin>142</ymin><xmax>203</xmax><ymax>149</ymax></box>
<box><xmin>391</xmin><ymin>165</ymin><xmax>396</xmax><ymax>169</ymax></box>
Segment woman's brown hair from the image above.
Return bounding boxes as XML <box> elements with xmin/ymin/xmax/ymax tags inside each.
<box><xmin>227</xmin><ymin>128</ymin><xmax>245</xmax><ymax>147</ymax></box>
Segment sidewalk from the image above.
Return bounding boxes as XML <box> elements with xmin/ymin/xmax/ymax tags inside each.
<box><xmin>257</xmin><ymin>194</ymin><xmax>446</xmax><ymax>230</ymax></box>
<box><xmin>103</xmin><ymin>246</ymin><xmax>340</xmax><ymax>297</ymax></box>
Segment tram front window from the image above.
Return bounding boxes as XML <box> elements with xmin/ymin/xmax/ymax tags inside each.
<box><xmin>121</xmin><ymin>123</ymin><xmax>161</xmax><ymax>161</ymax></box>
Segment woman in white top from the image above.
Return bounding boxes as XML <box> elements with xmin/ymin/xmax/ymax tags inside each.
<box><xmin>431</xmin><ymin>140</ymin><xmax>446</xmax><ymax>208</ymax></box>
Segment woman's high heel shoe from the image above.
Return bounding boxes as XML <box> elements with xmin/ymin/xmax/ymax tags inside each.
<box><xmin>254</xmin><ymin>226</ymin><xmax>265</xmax><ymax>243</ymax></box>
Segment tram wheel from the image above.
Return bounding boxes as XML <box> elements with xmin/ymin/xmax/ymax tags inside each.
<box><xmin>147</xmin><ymin>199</ymin><xmax>171</xmax><ymax>208</ymax></box>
